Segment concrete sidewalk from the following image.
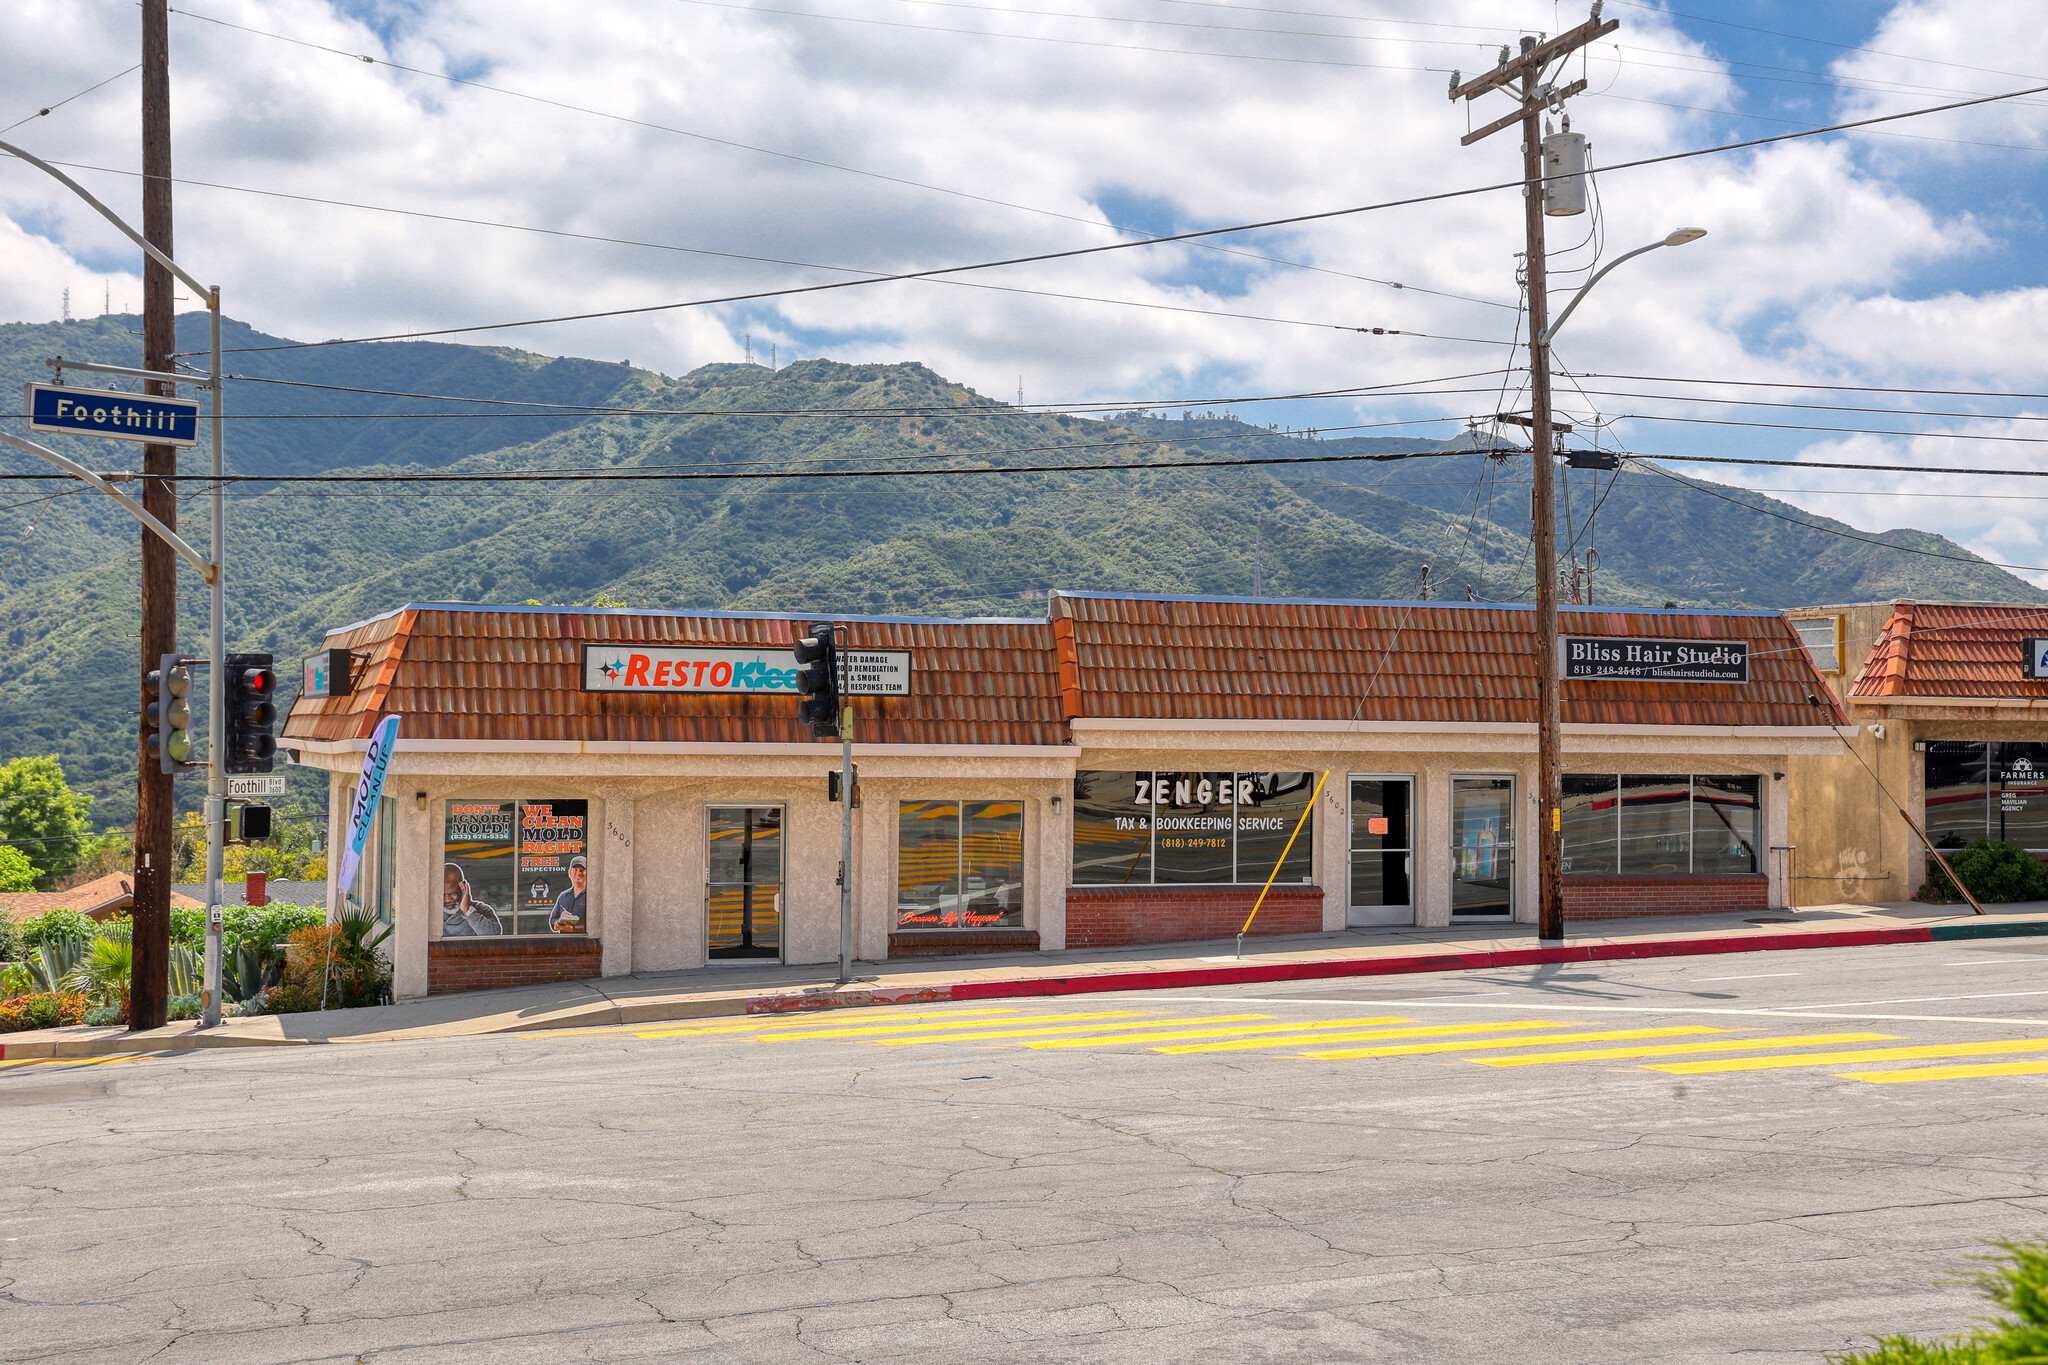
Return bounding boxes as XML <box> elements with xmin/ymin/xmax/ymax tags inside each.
<box><xmin>6</xmin><ymin>899</ymin><xmax>2046</xmax><ymax>1060</ymax></box>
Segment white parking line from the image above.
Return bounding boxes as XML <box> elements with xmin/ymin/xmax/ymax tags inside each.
<box><xmin>1697</xmin><ymin>972</ymin><xmax>1802</xmax><ymax>982</ymax></box>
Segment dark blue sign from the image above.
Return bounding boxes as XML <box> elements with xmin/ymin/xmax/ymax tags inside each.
<box><xmin>25</xmin><ymin>382</ymin><xmax>199</xmax><ymax>446</ymax></box>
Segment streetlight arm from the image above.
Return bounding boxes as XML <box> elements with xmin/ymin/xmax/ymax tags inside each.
<box><xmin>0</xmin><ymin>431</ymin><xmax>213</xmax><ymax>577</ymax></box>
<box><xmin>0</xmin><ymin>137</ymin><xmax>211</xmax><ymax>301</ymax></box>
<box><xmin>1536</xmin><ymin>240</ymin><xmax>1666</xmax><ymax>346</ymax></box>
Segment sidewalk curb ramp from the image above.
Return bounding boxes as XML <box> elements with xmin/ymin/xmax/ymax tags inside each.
<box><xmin>3</xmin><ymin>918</ymin><xmax>2041</xmax><ymax>1060</ymax></box>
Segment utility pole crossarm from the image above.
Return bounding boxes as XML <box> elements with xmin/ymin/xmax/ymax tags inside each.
<box><xmin>1461</xmin><ymin>80</ymin><xmax>1588</xmax><ymax>146</ymax></box>
<box><xmin>1448</xmin><ymin>14</ymin><xmax>1617</xmax><ymax>103</ymax></box>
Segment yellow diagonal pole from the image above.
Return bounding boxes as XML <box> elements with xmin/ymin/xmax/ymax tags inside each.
<box><xmin>1237</xmin><ymin>769</ymin><xmax>1331</xmax><ymax>957</ymax></box>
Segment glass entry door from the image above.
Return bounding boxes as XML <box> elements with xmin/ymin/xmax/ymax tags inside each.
<box><xmin>1451</xmin><ymin>777</ymin><xmax>1514</xmax><ymax>918</ymax></box>
<box><xmin>1349</xmin><ymin>777</ymin><xmax>1413</xmax><ymax>926</ymax></box>
<box><xmin>707</xmin><ymin>806</ymin><xmax>783</xmax><ymax>960</ymax></box>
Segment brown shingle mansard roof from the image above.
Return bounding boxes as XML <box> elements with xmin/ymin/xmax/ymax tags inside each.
<box><xmin>284</xmin><ymin>606</ymin><xmax>1068</xmax><ymax>747</ymax></box>
<box><xmin>1054</xmin><ymin>593</ymin><xmax>1843</xmax><ymax>728</ymax></box>
<box><xmin>282</xmin><ymin>593</ymin><xmax>1846</xmax><ymax>748</ymax></box>
<box><xmin>1850</xmin><ymin>601</ymin><xmax>2048</xmax><ymax>700</ymax></box>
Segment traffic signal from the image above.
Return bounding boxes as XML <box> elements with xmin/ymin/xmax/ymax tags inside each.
<box><xmin>827</xmin><ymin>765</ymin><xmax>860</xmax><ymax>805</ymax></box>
<box><xmin>227</xmin><ymin>803</ymin><xmax>272</xmax><ymax>844</ymax></box>
<box><xmin>223</xmin><ymin>652</ymin><xmax>278</xmax><ymax>774</ymax></box>
<box><xmin>145</xmin><ymin>652</ymin><xmax>193</xmax><ymax>774</ymax></box>
<box><xmin>792</xmin><ymin>623</ymin><xmax>840</xmax><ymax>738</ymax></box>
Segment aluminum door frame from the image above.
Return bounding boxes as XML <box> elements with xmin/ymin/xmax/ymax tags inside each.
<box><xmin>1449</xmin><ymin>773</ymin><xmax>1517</xmax><ymax>923</ymax></box>
<box><xmin>1347</xmin><ymin>773</ymin><xmax>1416</xmax><ymax>927</ymax></box>
<box><xmin>705</xmin><ymin>802</ymin><xmax>787</xmax><ymax>965</ymax></box>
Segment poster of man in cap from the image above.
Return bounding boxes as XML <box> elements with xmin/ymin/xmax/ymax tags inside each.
<box><xmin>518</xmin><ymin>800</ymin><xmax>590</xmax><ymax>935</ymax></box>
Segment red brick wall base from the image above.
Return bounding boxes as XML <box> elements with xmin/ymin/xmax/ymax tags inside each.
<box><xmin>890</xmin><ymin>929</ymin><xmax>1041</xmax><ymax>958</ymax></box>
<box><xmin>1563</xmin><ymin>875</ymin><xmax>1770</xmax><ymax>921</ymax></box>
<box><xmin>429</xmin><ymin>937</ymin><xmax>602</xmax><ymax>994</ymax></box>
<box><xmin>1064</xmin><ymin>885</ymin><xmax>1325</xmax><ymax>949</ymax></box>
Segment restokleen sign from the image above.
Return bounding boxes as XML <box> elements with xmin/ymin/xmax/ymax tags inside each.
<box><xmin>580</xmin><ymin>644</ymin><xmax>912</xmax><ymax>695</ymax></box>
<box><xmin>1560</xmin><ymin>636</ymin><xmax>1749</xmax><ymax>684</ymax></box>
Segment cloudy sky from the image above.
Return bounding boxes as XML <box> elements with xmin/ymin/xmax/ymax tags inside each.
<box><xmin>4</xmin><ymin>0</ymin><xmax>2046</xmax><ymax>582</ymax></box>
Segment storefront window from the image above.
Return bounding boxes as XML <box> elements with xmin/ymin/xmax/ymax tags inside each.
<box><xmin>897</xmin><ymin>800</ymin><xmax>1023</xmax><ymax>929</ymax></box>
<box><xmin>1924</xmin><ymin>742</ymin><xmax>1988</xmax><ymax>850</ymax></box>
<box><xmin>1924</xmin><ymin>743</ymin><xmax>2048</xmax><ymax>856</ymax></box>
<box><xmin>1072</xmin><ymin>771</ymin><xmax>1150</xmax><ymax>885</ymax></box>
<box><xmin>441</xmin><ymin>799</ymin><xmax>590</xmax><ymax>937</ymax></box>
<box><xmin>1561</xmin><ymin>774</ymin><xmax>1760</xmax><ymax>875</ymax></box>
<box><xmin>1071</xmin><ymin>771</ymin><xmax>1315</xmax><ymax>886</ymax></box>
<box><xmin>1560</xmin><ymin>774</ymin><xmax>1618</xmax><ymax>875</ymax></box>
<box><xmin>1620</xmin><ymin>775</ymin><xmax>1692</xmax><ymax>874</ymax></box>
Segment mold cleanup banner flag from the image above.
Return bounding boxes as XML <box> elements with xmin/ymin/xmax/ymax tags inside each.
<box><xmin>338</xmin><ymin>715</ymin><xmax>400</xmax><ymax>900</ymax></box>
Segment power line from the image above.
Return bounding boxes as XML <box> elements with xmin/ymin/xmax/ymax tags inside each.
<box><xmin>1607</xmin><ymin>0</ymin><xmax>2048</xmax><ymax>85</ymax></box>
<box><xmin>163</xmin><ymin>4</ymin><xmax>1509</xmax><ymax>311</ymax></box>
<box><xmin>1614</xmin><ymin>411</ymin><xmax>2048</xmax><ymax>445</ymax></box>
<box><xmin>0</xmin><ymin>65</ymin><xmax>141</xmax><ymax>136</ymax></box>
<box><xmin>1574</xmin><ymin>370</ymin><xmax>2048</xmax><ymax>402</ymax></box>
<box><xmin>187</xmin><ymin>78</ymin><xmax>2048</xmax><ymax>356</ymax></box>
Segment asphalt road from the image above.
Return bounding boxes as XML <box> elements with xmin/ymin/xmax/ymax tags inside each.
<box><xmin>6</xmin><ymin>939</ymin><xmax>2047</xmax><ymax>1363</ymax></box>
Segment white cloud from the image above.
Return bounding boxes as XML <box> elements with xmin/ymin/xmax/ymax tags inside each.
<box><xmin>1</xmin><ymin>0</ymin><xmax>2042</xmax><ymax>588</ymax></box>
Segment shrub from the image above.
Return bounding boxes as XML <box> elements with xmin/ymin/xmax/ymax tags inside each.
<box><xmin>166</xmin><ymin>993</ymin><xmax>200</xmax><ymax>1021</ymax></box>
<box><xmin>0</xmin><ymin>914</ymin><xmax>23</xmax><ymax>964</ymax></box>
<box><xmin>83</xmin><ymin>1004</ymin><xmax>123</xmax><ymax>1026</ymax></box>
<box><xmin>20</xmin><ymin>907</ymin><xmax>102</xmax><ymax>950</ymax></box>
<box><xmin>0</xmin><ymin>991</ymin><xmax>88</xmax><ymax>1032</ymax></box>
<box><xmin>1919</xmin><ymin>840</ymin><xmax>2048</xmax><ymax>904</ymax></box>
<box><xmin>268</xmin><ymin>919</ymin><xmax>391</xmax><ymax>1013</ymax></box>
<box><xmin>63</xmin><ymin>927</ymin><xmax>134</xmax><ymax>1017</ymax></box>
<box><xmin>1831</xmin><ymin>1240</ymin><xmax>2048</xmax><ymax>1363</ymax></box>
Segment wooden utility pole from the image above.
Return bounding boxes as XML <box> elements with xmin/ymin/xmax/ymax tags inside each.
<box><xmin>133</xmin><ymin>0</ymin><xmax>177</xmax><ymax>1030</ymax></box>
<box><xmin>1450</xmin><ymin>5</ymin><xmax>1616</xmax><ymax>944</ymax></box>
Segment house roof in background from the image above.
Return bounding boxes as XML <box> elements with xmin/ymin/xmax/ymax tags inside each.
<box><xmin>1850</xmin><ymin>601</ymin><xmax>2048</xmax><ymax>699</ymax></box>
<box><xmin>0</xmin><ymin>873</ymin><xmax>203</xmax><ymax>924</ymax></box>
<box><xmin>282</xmin><ymin>593</ymin><xmax>1846</xmax><ymax>748</ymax></box>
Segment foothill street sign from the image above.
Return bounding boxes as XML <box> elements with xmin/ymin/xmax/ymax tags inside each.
<box><xmin>25</xmin><ymin>381</ymin><xmax>200</xmax><ymax>446</ymax></box>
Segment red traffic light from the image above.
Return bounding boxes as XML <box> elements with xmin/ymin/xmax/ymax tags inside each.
<box><xmin>243</xmin><ymin>666</ymin><xmax>276</xmax><ymax>696</ymax></box>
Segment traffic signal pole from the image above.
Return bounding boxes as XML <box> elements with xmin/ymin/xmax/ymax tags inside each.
<box><xmin>1451</xmin><ymin>6</ymin><xmax>1615</xmax><ymax>945</ymax></box>
<box><xmin>0</xmin><ymin>131</ymin><xmax>230</xmax><ymax>1027</ymax></box>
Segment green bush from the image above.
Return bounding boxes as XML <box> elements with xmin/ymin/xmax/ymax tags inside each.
<box><xmin>166</xmin><ymin>993</ymin><xmax>200</xmax><ymax>1021</ymax></box>
<box><xmin>82</xmin><ymin>1004</ymin><xmax>122</xmax><ymax>1026</ymax></box>
<box><xmin>20</xmin><ymin>907</ymin><xmax>102</xmax><ymax>950</ymax></box>
<box><xmin>171</xmin><ymin>903</ymin><xmax>326</xmax><ymax>955</ymax></box>
<box><xmin>1920</xmin><ymin>840</ymin><xmax>2048</xmax><ymax>904</ymax></box>
<box><xmin>0</xmin><ymin>845</ymin><xmax>37</xmax><ymax>893</ymax></box>
<box><xmin>268</xmin><ymin>917</ymin><xmax>392</xmax><ymax>1013</ymax></box>
<box><xmin>1832</xmin><ymin>1241</ymin><xmax>2048</xmax><ymax>1363</ymax></box>
<box><xmin>0</xmin><ymin>914</ymin><xmax>22</xmax><ymax>963</ymax></box>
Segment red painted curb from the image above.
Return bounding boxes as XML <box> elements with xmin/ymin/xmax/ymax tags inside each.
<box><xmin>946</xmin><ymin>925</ymin><xmax>1937</xmax><ymax>1003</ymax></box>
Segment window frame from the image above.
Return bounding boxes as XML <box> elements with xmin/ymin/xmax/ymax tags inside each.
<box><xmin>1560</xmin><ymin>772</ymin><xmax>1762</xmax><ymax>876</ymax></box>
<box><xmin>1070</xmin><ymin>770</ymin><xmax>1316</xmax><ymax>888</ymax></box>
<box><xmin>894</xmin><ymin>798</ymin><xmax>1026</xmax><ymax>932</ymax></box>
<box><xmin>1791</xmin><ymin>614</ymin><xmax>1843</xmax><ymax>675</ymax></box>
<box><xmin>437</xmin><ymin>796</ymin><xmax>594</xmax><ymax>939</ymax></box>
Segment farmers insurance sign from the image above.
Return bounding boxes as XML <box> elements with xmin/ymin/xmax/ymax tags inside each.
<box><xmin>581</xmin><ymin>644</ymin><xmax>911</xmax><ymax>695</ymax></box>
<box><xmin>1560</xmin><ymin>636</ymin><xmax>1749</xmax><ymax>684</ymax></box>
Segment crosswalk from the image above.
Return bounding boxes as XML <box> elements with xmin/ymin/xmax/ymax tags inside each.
<box><xmin>524</xmin><ymin>1004</ymin><xmax>2048</xmax><ymax>1087</ymax></box>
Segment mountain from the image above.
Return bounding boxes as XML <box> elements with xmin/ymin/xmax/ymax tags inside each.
<box><xmin>1</xmin><ymin>315</ymin><xmax>2037</xmax><ymax>829</ymax></box>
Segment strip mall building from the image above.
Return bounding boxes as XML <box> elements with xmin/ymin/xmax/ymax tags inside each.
<box><xmin>282</xmin><ymin>592</ymin><xmax>1850</xmax><ymax>997</ymax></box>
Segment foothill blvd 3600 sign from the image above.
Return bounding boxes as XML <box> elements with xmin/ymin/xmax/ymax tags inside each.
<box><xmin>581</xmin><ymin>644</ymin><xmax>912</xmax><ymax>695</ymax></box>
<box><xmin>25</xmin><ymin>382</ymin><xmax>200</xmax><ymax>446</ymax></box>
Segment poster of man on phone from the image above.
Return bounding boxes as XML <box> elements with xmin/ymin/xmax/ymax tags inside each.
<box><xmin>519</xmin><ymin>800</ymin><xmax>590</xmax><ymax>935</ymax></box>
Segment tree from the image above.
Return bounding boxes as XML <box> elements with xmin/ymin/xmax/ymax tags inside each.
<box><xmin>0</xmin><ymin>757</ymin><xmax>94</xmax><ymax>890</ymax></box>
<box><xmin>0</xmin><ymin>845</ymin><xmax>37</xmax><ymax>893</ymax></box>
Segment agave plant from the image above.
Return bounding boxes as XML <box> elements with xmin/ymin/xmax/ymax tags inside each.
<box><xmin>167</xmin><ymin>945</ymin><xmax>202</xmax><ymax>999</ymax></box>
<box><xmin>221</xmin><ymin>941</ymin><xmax>284</xmax><ymax>1004</ymax></box>
<box><xmin>30</xmin><ymin>934</ymin><xmax>91</xmax><ymax>994</ymax></box>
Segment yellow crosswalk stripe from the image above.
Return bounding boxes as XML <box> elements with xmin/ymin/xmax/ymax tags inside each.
<box><xmin>747</xmin><ymin>1011</ymin><xmax>1151</xmax><ymax>1042</ymax></box>
<box><xmin>1649</xmin><ymin>1038</ymin><xmax>2048</xmax><ymax>1075</ymax></box>
<box><xmin>0</xmin><ymin>1053</ymin><xmax>147</xmax><ymax>1069</ymax></box>
<box><xmin>1024</xmin><ymin>1016</ymin><xmax>1416</xmax><ymax>1051</ymax></box>
<box><xmin>526</xmin><ymin>1007</ymin><xmax>1023</xmax><ymax>1040</ymax></box>
<box><xmin>1472</xmin><ymin>1032</ymin><xmax>1894</xmax><ymax>1066</ymax></box>
<box><xmin>1303</xmin><ymin>1026</ymin><xmax>1728</xmax><ymax>1060</ymax></box>
<box><xmin>1144</xmin><ymin>1019</ymin><xmax>1585</xmax><ymax>1056</ymax></box>
<box><xmin>626</xmin><ymin>1008</ymin><xmax>1032</xmax><ymax>1040</ymax></box>
<box><xmin>1839</xmin><ymin>1059</ymin><xmax>2048</xmax><ymax>1084</ymax></box>
<box><xmin>873</xmin><ymin>1014</ymin><xmax>1274</xmax><ymax>1046</ymax></box>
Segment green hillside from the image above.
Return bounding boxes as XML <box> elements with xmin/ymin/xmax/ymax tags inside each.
<box><xmin>1</xmin><ymin>316</ymin><xmax>2036</xmax><ymax>830</ymax></box>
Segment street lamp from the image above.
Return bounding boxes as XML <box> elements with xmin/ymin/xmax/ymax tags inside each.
<box><xmin>0</xmin><ymin>136</ymin><xmax>232</xmax><ymax>1027</ymax></box>
<box><xmin>1538</xmin><ymin>228</ymin><xmax>1707</xmax><ymax>344</ymax></box>
<box><xmin>1526</xmin><ymin>224</ymin><xmax>1704</xmax><ymax>945</ymax></box>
